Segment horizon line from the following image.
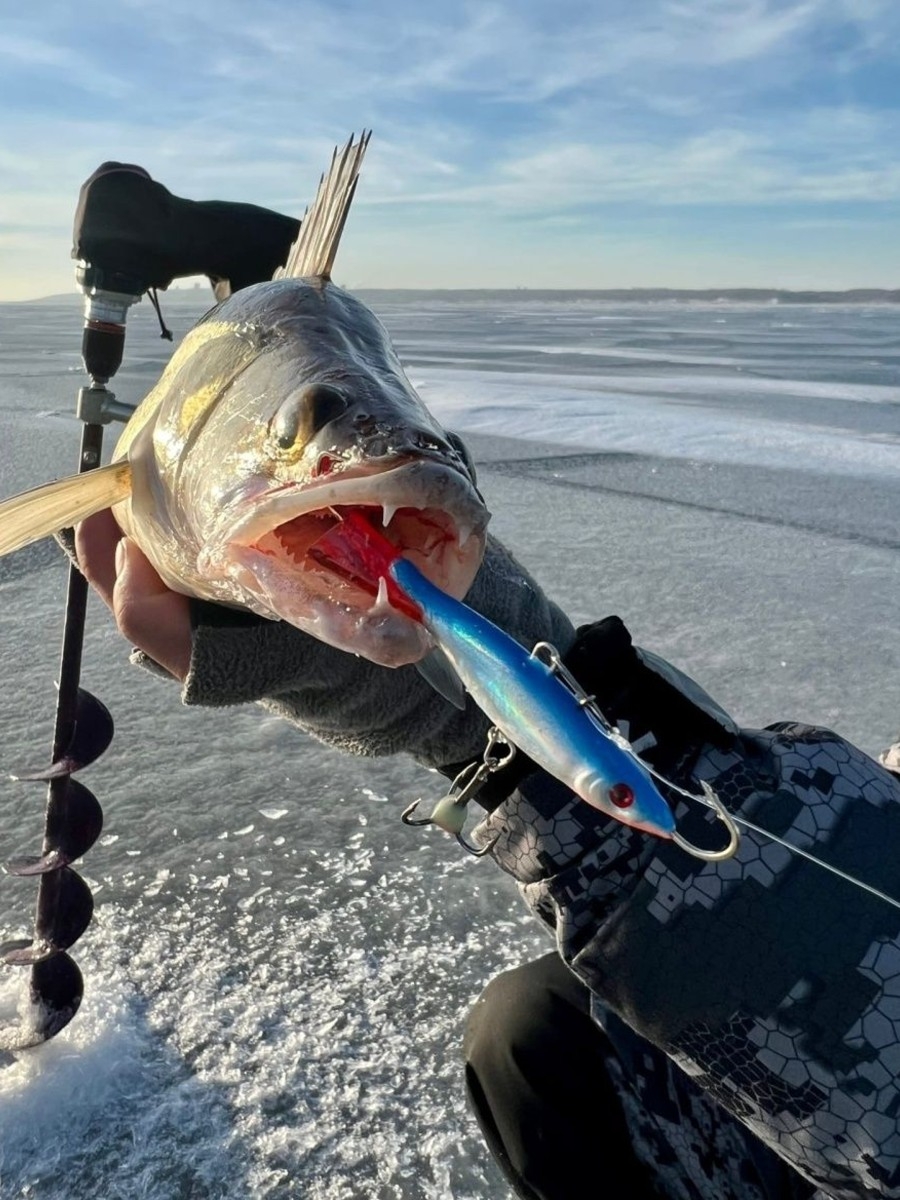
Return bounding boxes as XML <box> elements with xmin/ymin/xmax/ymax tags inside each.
<box><xmin>7</xmin><ymin>284</ymin><xmax>900</xmax><ymax>306</ymax></box>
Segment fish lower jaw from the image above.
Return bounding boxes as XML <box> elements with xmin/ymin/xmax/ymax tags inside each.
<box><xmin>216</xmin><ymin>541</ymin><xmax>437</xmax><ymax>667</ymax></box>
<box><xmin>248</xmin><ymin>562</ymin><xmax>431</xmax><ymax>666</ymax></box>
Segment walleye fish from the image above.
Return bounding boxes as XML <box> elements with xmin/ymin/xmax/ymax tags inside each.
<box><xmin>0</xmin><ymin>133</ymin><xmax>488</xmax><ymax>667</ymax></box>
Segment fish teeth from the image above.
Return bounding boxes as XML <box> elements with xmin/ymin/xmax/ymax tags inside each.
<box><xmin>457</xmin><ymin>522</ymin><xmax>472</xmax><ymax>548</ymax></box>
<box><xmin>375</xmin><ymin>575</ymin><xmax>391</xmax><ymax>610</ymax></box>
<box><xmin>382</xmin><ymin>502</ymin><xmax>398</xmax><ymax>529</ymax></box>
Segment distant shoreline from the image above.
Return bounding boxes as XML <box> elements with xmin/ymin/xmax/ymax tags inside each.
<box><xmin>12</xmin><ymin>286</ymin><xmax>900</xmax><ymax>306</ymax></box>
<box><xmin>356</xmin><ymin>287</ymin><xmax>900</xmax><ymax>305</ymax></box>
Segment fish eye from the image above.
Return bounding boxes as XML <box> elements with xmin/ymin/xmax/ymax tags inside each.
<box><xmin>271</xmin><ymin>383</ymin><xmax>348</xmax><ymax>449</ymax></box>
<box><xmin>273</xmin><ymin>408</ymin><xmax>299</xmax><ymax>449</ymax></box>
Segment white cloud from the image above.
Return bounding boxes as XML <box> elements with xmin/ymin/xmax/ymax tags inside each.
<box><xmin>2</xmin><ymin>0</ymin><xmax>900</xmax><ymax>297</ymax></box>
<box><xmin>354</xmin><ymin>108</ymin><xmax>900</xmax><ymax>212</ymax></box>
<box><xmin>0</xmin><ymin>30</ymin><xmax>133</xmax><ymax>99</ymax></box>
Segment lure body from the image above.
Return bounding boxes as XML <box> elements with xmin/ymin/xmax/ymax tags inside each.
<box><xmin>309</xmin><ymin>510</ymin><xmax>676</xmax><ymax>838</ymax></box>
<box><xmin>391</xmin><ymin>557</ymin><xmax>676</xmax><ymax>838</ymax></box>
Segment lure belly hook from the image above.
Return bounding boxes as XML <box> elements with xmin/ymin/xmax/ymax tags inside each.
<box><xmin>402</xmin><ymin>727</ymin><xmax>513</xmax><ymax>857</ymax></box>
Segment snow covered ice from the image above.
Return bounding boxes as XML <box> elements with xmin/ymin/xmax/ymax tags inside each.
<box><xmin>0</xmin><ymin>290</ymin><xmax>898</xmax><ymax>1197</ymax></box>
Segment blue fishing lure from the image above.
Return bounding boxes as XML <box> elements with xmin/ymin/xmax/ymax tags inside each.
<box><xmin>392</xmin><ymin>556</ymin><xmax>677</xmax><ymax>838</ymax></box>
<box><xmin>312</xmin><ymin>509</ymin><xmax>739</xmax><ymax>858</ymax></box>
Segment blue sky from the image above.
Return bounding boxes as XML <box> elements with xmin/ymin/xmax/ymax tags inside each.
<box><xmin>2</xmin><ymin>0</ymin><xmax>899</xmax><ymax>299</ymax></box>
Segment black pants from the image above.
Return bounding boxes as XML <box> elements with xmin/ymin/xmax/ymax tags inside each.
<box><xmin>463</xmin><ymin>953</ymin><xmax>820</xmax><ymax>1200</ymax></box>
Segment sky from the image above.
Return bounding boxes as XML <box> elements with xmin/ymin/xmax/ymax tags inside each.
<box><xmin>1</xmin><ymin>0</ymin><xmax>899</xmax><ymax>300</ymax></box>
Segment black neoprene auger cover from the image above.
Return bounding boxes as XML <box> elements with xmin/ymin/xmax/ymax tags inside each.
<box><xmin>72</xmin><ymin>162</ymin><xmax>301</xmax><ymax>295</ymax></box>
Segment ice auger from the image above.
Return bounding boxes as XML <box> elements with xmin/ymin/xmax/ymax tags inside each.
<box><xmin>0</xmin><ymin>164</ymin><xmax>299</xmax><ymax>1048</ymax></box>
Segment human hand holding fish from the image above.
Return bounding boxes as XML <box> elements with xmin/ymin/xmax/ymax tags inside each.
<box><xmin>75</xmin><ymin>508</ymin><xmax>192</xmax><ymax>683</ymax></box>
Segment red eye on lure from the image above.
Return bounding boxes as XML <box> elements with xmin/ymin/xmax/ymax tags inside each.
<box><xmin>608</xmin><ymin>783</ymin><xmax>635</xmax><ymax>809</ymax></box>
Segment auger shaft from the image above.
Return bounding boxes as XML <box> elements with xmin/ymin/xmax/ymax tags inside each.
<box><xmin>48</xmin><ymin>423</ymin><xmax>103</xmax><ymax>772</ymax></box>
<box><xmin>30</xmin><ymin>421</ymin><xmax>104</xmax><ymax>956</ymax></box>
<box><xmin>0</xmin><ymin>410</ymin><xmax>112</xmax><ymax>1050</ymax></box>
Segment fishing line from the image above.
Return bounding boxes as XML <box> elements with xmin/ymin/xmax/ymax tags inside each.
<box><xmin>732</xmin><ymin>811</ymin><xmax>900</xmax><ymax>913</ymax></box>
<box><xmin>526</xmin><ymin>639</ymin><xmax>900</xmax><ymax>904</ymax></box>
<box><xmin>646</xmin><ymin>758</ymin><xmax>900</xmax><ymax>914</ymax></box>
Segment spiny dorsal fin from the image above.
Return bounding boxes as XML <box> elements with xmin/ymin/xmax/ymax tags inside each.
<box><xmin>276</xmin><ymin>131</ymin><xmax>371</xmax><ymax>282</ymax></box>
<box><xmin>0</xmin><ymin>462</ymin><xmax>132</xmax><ymax>558</ymax></box>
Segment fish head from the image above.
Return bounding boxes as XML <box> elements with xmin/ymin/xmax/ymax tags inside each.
<box><xmin>117</xmin><ymin>278</ymin><xmax>489</xmax><ymax>667</ymax></box>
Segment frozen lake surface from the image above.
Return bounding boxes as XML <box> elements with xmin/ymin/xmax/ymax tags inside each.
<box><xmin>0</xmin><ymin>292</ymin><xmax>898</xmax><ymax>1197</ymax></box>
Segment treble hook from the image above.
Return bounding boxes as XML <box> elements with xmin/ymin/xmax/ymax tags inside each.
<box><xmin>402</xmin><ymin>729</ymin><xmax>515</xmax><ymax>857</ymax></box>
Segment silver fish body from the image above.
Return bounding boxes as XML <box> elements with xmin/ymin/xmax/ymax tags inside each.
<box><xmin>116</xmin><ymin>278</ymin><xmax>489</xmax><ymax>665</ymax></box>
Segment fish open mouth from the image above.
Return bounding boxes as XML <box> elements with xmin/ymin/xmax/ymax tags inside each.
<box><xmin>260</xmin><ymin>501</ymin><xmax>463</xmax><ymax>611</ymax></box>
<box><xmin>208</xmin><ymin>460</ymin><xmax>488</xmax><ymax>665</ymax></box>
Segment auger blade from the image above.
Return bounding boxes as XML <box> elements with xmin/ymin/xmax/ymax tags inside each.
<box><xmin>0</xmin><ymin>953</ymin><xmax>84</xmax><ymax>1051</ymax></box>
<box><xmin>36</xmin><ymin>866</ymin><xmax>94</xmax><ymax>953</ymax></box>
<box><xmin>0</xmin><ymin>938</ymin><xmax>34</xmax><ymax>960</ymax></box>
<box><xmin>46</xmin><ymin>778</ymin><xmax>104</xmax><ymax>860</ymax></box>
<box><xmin>4</xmin><ymin>779</ymin><xmax>104</xmax><ymax>878</ymax></box>
<box><xmin>1</xmin><ymin>939</ymin><xmax>57</xmax><ymax>965</ymax></box>
<box><xmin>11</xmin><ymin>688</ymin><xmax>113</xmax><ymax>781</ymax></box>
<box><xmin>1</xmin><ymin>868</ymin><xmax>94</xmax><ymax>964</ymax></box>
<box><xmin>5</xmin><ymin>850</ymin><xmax>66</xmax><ymax>876</ymax></box>
<box><xmin>29</xmin><ymin>952</ymin><xmax>84</xmax><ymax>1041</ymax></box>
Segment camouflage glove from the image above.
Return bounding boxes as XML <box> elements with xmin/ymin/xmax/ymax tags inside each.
<box><xmin>475</xmin><ymin>618</ymin><xmax>900</xmax><ymax>1200</ymax></box>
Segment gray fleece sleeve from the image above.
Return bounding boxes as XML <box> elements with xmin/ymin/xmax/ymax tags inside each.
<box><xmin>180</xmin><ymin>534</ymin><xmax>575</xmax><ymax>772</ymax></box>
